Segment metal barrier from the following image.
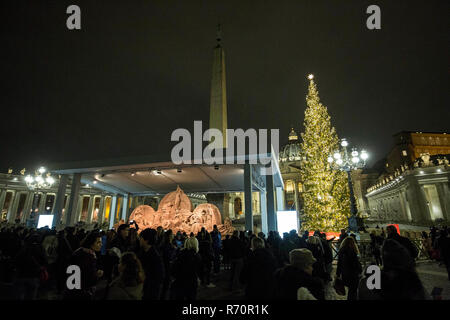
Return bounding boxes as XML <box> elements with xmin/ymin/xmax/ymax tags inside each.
<box><xmin>330</xmin><ymin>238</ymin><xmax>430</xmax><ymax>269</ymax></box>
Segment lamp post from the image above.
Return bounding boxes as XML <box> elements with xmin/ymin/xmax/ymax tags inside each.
<box><xmin>24</xmin><ymin>167</ymin><xmax>56</xmax><ymax>190</ymax></box>
<box><xmin>24</xmin><ymin>167</ymin><xmax>56</xmax><ymax>227</ymax></box>
<box><xmin>327</xmin><ymin>139</ymin><xmax>369</xmax><ymax>232</ymax></box>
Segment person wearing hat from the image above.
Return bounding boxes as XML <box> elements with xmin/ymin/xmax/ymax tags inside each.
<box><xmin>274</xmin><ymin>248</ymin><xmax>325</xmax><ymax>300</ymax></box>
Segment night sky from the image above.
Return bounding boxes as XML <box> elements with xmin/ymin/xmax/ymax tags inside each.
<box><xmin>1</xmin><ymin>0</ymin><xmax>448</xmax><ymax>172</ymax></box>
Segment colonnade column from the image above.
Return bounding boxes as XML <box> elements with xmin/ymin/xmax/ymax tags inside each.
<box><xmin>76</xmin><ymin>195</ymin><xmax>83</xmax><ymax>223</ymax></box>
<box><xmin>6</xmin><ymin>191</ymin><xmax>19</xmax><ymax>222</ymax></box>
<box><xmin>260</xmin><ymin>190</ymin><xmax>268</xmax><ymax>235</ymax></box>
<box><xmin>52</xmin><ymin>174</ymin><xmax>68</xmax><ymax>229</ymax></box>
<box><xmin>86</xmin><ymin>195</ymin><xmax>95</xmax><ymax>224</ymax></box>
<box><xmin>109</xmin><ymin>195</ymin><xmax>118</xmax><ymax>230</ymax></box>
<box><xmin>399</xmin><ymin>190</ymin><xmax>412</xmax><ymax>222</ymax></box>
<box><xmin>121</xmin><ymin>194</ymin><xmax>129</xmax><ymax>221</ymax></box>
<box><xmin>276</xmin><ymin>187</ymin><xmax>284</xmax><ymax>212</ymax></box>
<box><xmin>97</xmin><ymin>195</ymin><xmax>105</xmax><ymax>225</ymax></box>
<box><xmin>21</xmin><ymin>192</ymin><xmax>34</xmax><ymax>223</ymax></box>
<box><xmin>294</xmin><ymin>181</ymin><xmax>300</xmax><ymax>231</ymax></box>
<box><xmin>64</xmin><ymin>194</ymin><xmax>70</xmax><ymax>222</ymax></box>
<box><xmin>0</xmin><ymin>189</ymin><xmax>7</xmax><ymax>214</ymax></box>
<box><xmin>11</xmin><ymin>191</ymin><xmax>23</xmax><ymax>222</ymax></box>
<box><xmin>244</xmin><ymin>163</ymin><xmax>253</xmax><ymax>231</ymax></box>
<box><xmin>435</xmin><ymin>183</ymin><xmax>450</xmax><ymax>221</ymax></box>
<box><xmin>38</xmin><ymin>192</ymin><xmax>47</xmax><ymax>214</ymax></box>
<box><xmin>66</xmin><ymin>173</ymin><xmax>81</xmax><ymax>226</ymax></box>
<box><xmin>266</xmin><ymin>173</ymin><xmax>277</xmax><ymax>232</ymax></box>
<box><xmin>441</xmin><ymin>182</ymin><xmax>450</xmax><ymax>221</ymax></box>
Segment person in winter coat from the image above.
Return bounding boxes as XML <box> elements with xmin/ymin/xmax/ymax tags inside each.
<box><xmin>64</xmin><ymin>231</ymin><xmax>104</xmax><ymax>300</ymax></box>
<box><xmin>107</xmin><ymin>252</ymin><xmax>145</xmax><ymax>300</ymax></box>
<box><xmin>109</xmin><ymin>224</ymin><xmax>131</xmax><ymax>254</ymax></box>
<box><xmin>221</xmin><ymin>235</ymin><xmax>231</xmax><ymax>270</ymax></box>
<box><xmin>336</xmin><ymin>236</ymin><xmax>362</xmax><ymax>300</ymax></box>
<box><xmin>369</xmin><ymin>232</ymin><xmax>383</xmax><ymax>266</ymax></box>
<box><xmin>421</xmin><ymin>231</ymin><xmax>433</xmax><ymax>259</ymax></box>
<box><xmin>240</xmin><ymin>236</ymin><xmax>277</xmax><ymax>300</ymax></box>
<box><xmin>274</xmin><ymin>248</ymin><xmax>325</xmax><ymax>300</ymax></box>
<box><xmin>358</xmin><ymin>238</ymin><xmax>428</xmax><ymax>300</ymax></box>
<box><xmin>306</xmin><ymin>236</ymin><xmax>328</xmax><ymax>281</ymax></box>
<box><xmin>319</xmin><ymin>233</ymin><xmax>334</xmax><ymax>280</ymax></box>
<box><xmin>210</xmin><ymin>225</ymin><xmax>222</xmax><ymax>274</ymax></box>
<box><xmin>41</xmin><ymin>230</ymin><xmax>58</xmax><ymax>291</ymax></box>
<box><xmin>138</xmin><ymin>228</ymin><xmax>165</xmax><ymax>300</ymax></box>
<box><xmin>160</xmin><ymin>230</ymin><xmax>177</xmax><ymax>300</ymax></box>
<box><xmin>171</xmin><ymin>237</ymin><xmax>203</xmax><ymax>300</ymax></box>
<box><xmin>386</xmin><ymin>225</ymin><xmax>418</xmax><ymax>261</ymax></box>
<box><xmin>228</xmin><ymin>230</ymin><xmax>246</xmax><ymax>291</ymax></box>
<box><xmin>197</xmin><ymin>228</ymin><xmax>215</xmax><ymax>288</ymax></box>
<box><xmin>337</xmin><ymin>229</ymin><xmax>348</xmax><ymax>248</ymax></box>
<box><xmin>437</xmin><ymin>229</ymin><xmax>450</xmax><ymax>281</ymax></box>
<box><xmin>13</xmin><ymin>233</ymin><xmax>48</xmax><ymax>300</ymax></box>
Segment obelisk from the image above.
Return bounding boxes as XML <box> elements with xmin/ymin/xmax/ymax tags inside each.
<box><xmin>206</xmin><ymin>25</ymin><xmax>230</xmax><ymax>220</ymax></box>
<box><xmin>209</xmin><ymin>24</ymin><xmax>228</xmax><ymax>148</ymax></box>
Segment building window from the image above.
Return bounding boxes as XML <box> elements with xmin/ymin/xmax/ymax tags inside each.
<box><xmin>402</xmin><ymin>150</ymin><xmax>407</xmax><ymax>156</ymax></box>
<box><xmin>285</xmin><ymin>181</ymin><xmax>295</xmax><ymax>193</ymax></box>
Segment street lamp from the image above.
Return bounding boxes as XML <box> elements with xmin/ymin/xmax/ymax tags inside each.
<box><xmin>24</xmin><ymin>166</ymin><xmax>56</xmax><ymax>190</ymax></box>
<box><xmin>328</xmin><ymin>139</ymin><xmax>369</xmax><ymax>232</ymax></box>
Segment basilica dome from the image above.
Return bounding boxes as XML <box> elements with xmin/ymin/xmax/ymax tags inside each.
<box><xmin>279</xmin><ymin>128</ymin><xmax>302</xmax><ymax>162</ymax></box>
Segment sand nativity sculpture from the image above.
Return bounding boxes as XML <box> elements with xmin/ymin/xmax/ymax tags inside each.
<box><xmin>128</xmin><ymin>186</ymin><xmax>234</xmax><ymax>235</ymax></box>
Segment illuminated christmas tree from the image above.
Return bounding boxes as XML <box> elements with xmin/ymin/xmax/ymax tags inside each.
<box><xmin>299</xmin><ymin>74</ymin><xmax>350</xmax><ymax>232</ymax></box>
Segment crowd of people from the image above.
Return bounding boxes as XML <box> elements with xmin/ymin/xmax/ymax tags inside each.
<box><xmin>0</xmin><ymin>220</ymin><xmax>449</xmax><ymax>301</ymax></box>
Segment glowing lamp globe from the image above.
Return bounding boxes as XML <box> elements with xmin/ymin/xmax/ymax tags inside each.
<box><xmin>360</xmin><ymin>150</ymin><xmax>368</xmax><ymax>160</ymax></box>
